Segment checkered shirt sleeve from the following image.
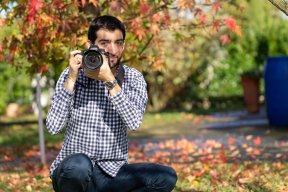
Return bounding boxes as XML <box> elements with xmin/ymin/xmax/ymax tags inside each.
<box><xmin>46</xmin><ymin>68</ymin><xmax>73</xmax><ymax>134</ymax></box>
<box><xmin>109</xmin><ymin>69</ymin><xmax>147</xmax><ymax>130</ymax></box>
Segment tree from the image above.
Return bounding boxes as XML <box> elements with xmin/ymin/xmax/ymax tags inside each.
<box><xmin>1</xmin><ymin>0</ymin><xmax>240</xmax><ymax>76</ymax></box>
<box><xmin>0</xmin><ymin>0</ymin><xmax>241</xmax><ymax>163</ymax></box>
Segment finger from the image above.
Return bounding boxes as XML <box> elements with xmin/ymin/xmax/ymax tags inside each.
<box><xmin>70</xmin><ymin>50</ymin><xmax>81</xmax><ymax>57</ymax></box>
<box><xmin>69</xmin><ymin>50</ymin><xmax>82</xmax><ymax>64</ymax></box>
<box><xmin>75</xmin><ymin>57</ymin><xmax>82</xmax><ymax>65</ymax></box>
<box><xmin>101</xmin><ymin>53</ymin><xmax>109</xmax><ymax>65</ymax></box>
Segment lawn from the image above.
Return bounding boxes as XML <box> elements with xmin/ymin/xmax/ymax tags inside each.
<box><xmin>0</xmin><ymin>113</ymin><xmax>288</xmax><ymax>192</ymax></box>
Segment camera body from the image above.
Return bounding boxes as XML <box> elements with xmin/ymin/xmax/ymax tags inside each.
<box><xmin>81</xmin><ymin>45</ymin><xmax>106</xmax><ymax>79</ymax></box>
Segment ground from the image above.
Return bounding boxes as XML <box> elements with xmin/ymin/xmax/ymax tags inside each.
<box><xmin>0</xmin><ymin>109</ymin><xmax>288</xmax><ymax>191</ymax></box>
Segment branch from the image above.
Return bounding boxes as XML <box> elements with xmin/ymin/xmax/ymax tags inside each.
<box><xmin>124</xmin><ymin>3</ymin><xmax>172</xmax><ymax>25</ymax></box>
<box><xmin>267</xmin><ymin>0</ymin><xmax>288</xmax><ymax>16</ymax></box>
<box><xmin>122</xmin><ymin>34</ymin><xmax>154</xmax><ymax>63</ymax></box>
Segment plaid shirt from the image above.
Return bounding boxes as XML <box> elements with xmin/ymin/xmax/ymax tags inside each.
<box><xmin>46</xmin><ymin>65</ymin><xmax>147</xmax><ymax>177</ymax></box>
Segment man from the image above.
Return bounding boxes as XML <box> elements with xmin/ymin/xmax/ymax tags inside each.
<box><xmin>46</xmin><ymin>15</ymin><xmax>177</xmax><ymax>192</ymax></box>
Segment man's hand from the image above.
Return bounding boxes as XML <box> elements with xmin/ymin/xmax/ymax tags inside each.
<box><xmin>69</xmin><ymin>50</ymin><xmax>83</xmax><ymax>81</ymax></box>
<box><xmin>64</xmin><ymin>50</ymin><xmax>83</xmax><ymax>93</ymax></box>
<box><xmin>84</xmin><ymin>53</ymin><xmax>115</xmax><ymax>82</ymax></box>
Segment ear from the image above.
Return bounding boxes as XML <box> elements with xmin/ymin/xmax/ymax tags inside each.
<box><xmin>122</xmin><ymin>41</ymin><xmax>126</xmax><ymax>51</ymax></box>
<box><xmin>86</xmin><ymin>41</ymin><xmax>92</xmax><ymax>49</ymax></box>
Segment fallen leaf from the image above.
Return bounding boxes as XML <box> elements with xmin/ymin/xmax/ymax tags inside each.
<box><xmin>228</xmin><ymin>136</ymin><xmax>235</xmax><ymax>145</ymax></box>
<box><xmin>238</xmin><ymin>177</ymin><xmax>252</xmax><ymax>184</ymax></box>
<box><xmin>253</xmin><ymin>137</ymin><xmax>262</xmax><ymax>146</ymax></box>
<box><xmin>246</xmin><ymin>135</ymin><xmax>253</xmax><ymax>141</ymax></box>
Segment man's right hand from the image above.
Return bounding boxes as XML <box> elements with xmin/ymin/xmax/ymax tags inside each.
<box><xmin>68</xmin><ymin>50</ymin><xmax>83</xmax><ymax>81</ymax></box>
<box><xmin>64</xmin><ymin>50</ymin><xmax>83</xmax><ymax>93</ymax></box>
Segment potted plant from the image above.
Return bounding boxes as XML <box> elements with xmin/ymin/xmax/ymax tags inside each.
<box><xmin>241</xmin><ymin>35</ymin><xmax>269</xmax><ymax>114</ymax></box>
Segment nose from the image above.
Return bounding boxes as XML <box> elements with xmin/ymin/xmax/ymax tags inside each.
<box><xmin>106</xmin><ymin>43</ymin><xmax>117</xmax><ymax>55</ymax></box>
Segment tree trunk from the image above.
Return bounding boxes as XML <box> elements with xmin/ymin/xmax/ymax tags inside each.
<box><xmin>36</xmin><ymin>74</ymin><xmax>46</xmax><ymax>165</ymax></box>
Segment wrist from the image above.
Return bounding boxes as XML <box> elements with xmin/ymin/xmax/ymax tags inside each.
<box><xmin>67</xmin><ymin>75</ymin><xmax>77</xmax><ymax>83</ymax></box>
<box><xmin>68</xmin><ymin>71</ymin><xmax>78</xmax><ymax>82</ymax></box>
<box><xmin>103</xmin><ymin>74</ymin><xmax>115</xmax><ymax>82</ymax></box>
<box><xmin>108</xmin><ymin>84</ymin><xmax>121</xmax><ymax>96</ymax></box>
<box><xmin>103</xmin><ymin>79</ymin><xmax>118</xmax><ymax>90</ymax></box>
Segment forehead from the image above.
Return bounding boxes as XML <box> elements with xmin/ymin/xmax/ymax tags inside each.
<box><xmin>96</xmin><ymin>29</ymin><xmax>124</xmax><ymax>41</ymax></box>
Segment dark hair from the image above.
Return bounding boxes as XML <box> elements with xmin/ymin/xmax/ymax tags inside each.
<box><xmin>88</xmin><ymin>15</ymin><xmax>126</xmax><ymax>43</ymax></box>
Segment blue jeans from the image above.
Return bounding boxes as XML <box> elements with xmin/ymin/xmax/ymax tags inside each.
<box><xmin>52</xmin><ymin>153</ymin><xmax>177</xmax><ymax>192</ymax></box>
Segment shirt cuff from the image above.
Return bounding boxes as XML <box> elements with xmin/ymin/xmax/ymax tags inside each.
<box><xmin>109</xmin><ymin>89</ymin><xmax>125</xmax><ymax>106</ymax></box>
<box><xmin>60</xmin><ymin>86</ymin><xmax>74</xmax><ymax>100</ymax></box>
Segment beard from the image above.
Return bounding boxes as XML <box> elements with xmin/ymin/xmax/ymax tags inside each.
<box><xmin>109</xmin><ymin>56</ymin><xmax>121</xmax><ymax>69</ymax></box>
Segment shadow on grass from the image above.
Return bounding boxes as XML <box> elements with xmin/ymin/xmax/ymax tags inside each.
<box><xmin>0</xmin><ymin>123</ymin><xmax>64</xmax><ymax>147</ymax></box>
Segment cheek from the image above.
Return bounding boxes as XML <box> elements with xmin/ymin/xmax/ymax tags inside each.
<box><xmin>116</xmin><ymin>48</ymin><xmax>124</xmax><ymax>57</ymax></box>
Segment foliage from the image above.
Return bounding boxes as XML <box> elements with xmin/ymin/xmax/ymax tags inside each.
<box><xmin>0</xmin><ymin>61</ymin><xmax>32</xmax><ymax>114</ymax></box>
<box><xmin>224</xmin><ymin>0</ymin><xmax>288</xmax><ymax>79</ymax></box>
<box><xmin>0</xmin><ymin>0</ymin><xmax>241</xmax><ymax>111</ymax></box>
<box><xmin>0</xmin><ymin>0</ymin><xmax>240</xmax><ymax>73</ymax></box>
<box><xmin>176</xmin><ymin>0</ymin><xmax>288</xmax><ymax>108</ymax></box>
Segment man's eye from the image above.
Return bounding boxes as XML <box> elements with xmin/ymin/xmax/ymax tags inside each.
<box><xmin>117</xmin><ymin>41</ymin><xmax>124</xmax><ymax>46</ymax></box>
<box><xmin>100</xmin><ymin>42</ymin><xmax>108</xmax><ymax>46</ymax></box>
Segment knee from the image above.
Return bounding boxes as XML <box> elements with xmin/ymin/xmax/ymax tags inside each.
<box><xmin>151</xmin><ymin>165</ymin><xmax>177</xmax><ymax>192</ymax></box>
<box><xmin>59</xmin><ymin>153</ymin><xmax>93</xmax><ymax>183</ymax></box>
<box><xmin>162</xmin><ymin>166</ymin><xmax>177</xmax><ymax>191</ymax></box>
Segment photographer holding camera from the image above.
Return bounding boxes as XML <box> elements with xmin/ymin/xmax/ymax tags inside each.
<box><xmin>46</xmin><ymin>15</ymin><xmax>177</xmax><ymax>192</ymax></box>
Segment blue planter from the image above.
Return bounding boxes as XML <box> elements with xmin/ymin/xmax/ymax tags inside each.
<box><xmin>264</xmin><ymin>56</ymin><xmax>288</xmax><ymax>127</ymax></box>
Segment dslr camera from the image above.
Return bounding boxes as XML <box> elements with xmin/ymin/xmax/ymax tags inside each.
<box><xmin>79</xmin><ymin>45</ymin><xmax>108</xmax><ymax>78</ymax></box>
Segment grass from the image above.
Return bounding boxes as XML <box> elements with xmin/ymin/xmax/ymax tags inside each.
<box><xmin>1</xmin><ymin>113</ymin><xmax>288</xmax><ymax>192</ymax></box>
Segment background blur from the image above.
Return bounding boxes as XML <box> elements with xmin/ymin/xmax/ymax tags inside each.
<box><xmin>1</xmin><ymin>1</ymin><xmax>288</xmax><ymax>191</ymax></box>
<box><xmin>1</xmin><ymin>0</ymin><xmax>288</xmax><ymax>116</ymax></box>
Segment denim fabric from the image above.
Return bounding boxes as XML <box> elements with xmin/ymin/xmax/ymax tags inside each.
<box><xmin>52</xmin><ymin>153</ymin><xmax>177</xmax><ymax>192</ymax></box>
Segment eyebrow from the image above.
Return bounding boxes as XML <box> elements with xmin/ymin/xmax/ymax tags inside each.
<box><xmin>98</xmin><ymin>39</ymin><xmax>124</xmax><ymax>42</ymax></box>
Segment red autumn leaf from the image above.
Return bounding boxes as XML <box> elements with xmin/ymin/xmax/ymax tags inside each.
<box><xmin>38</xmin><ymin>64</ymin><xmax>49</xmax><ymax>74</ymax></box>
<box><xmin>212</xmin><ymin>20</ymin><xmax>220</xmax><ymax>31</ymax></box>
<box><xmin>193</xmin><ymin>116</ymin><xmax>201</xmax><ymax>124</ymax></box>
<box><xmin>193</xmin><ymin>170</ymin><xmax>204</xmax><ymax>177</ymax></box>
<box><xmin>26</xmin><ymin>0</ymin><xmax>42</xmax><ymax>25</ymax></box>
<box><xmin>164</xmin><ymin>13</ymin><xmax>170</xmax><ymax>21</ymax></box>
<box><xmin>253</xmin><ymin>136</ymin><xmax>262</xmax><ymax>146</ymax></box>
<box><xmin>199</xmin><ymin>13</ymin><xmax>207</xmax><ymax>25</ymax></box>
<box><xmin>212</xmin><ymin>2</ymin><xmax>221</xmax><ymax>13</ymax></box>
<box><xmin>224</xmin><ymin>16</ymin><xmax>236</xmax><ymax>33</ymax></box>
<box><xmin>220</xmin><ymin>34</ymin><xmax>230</xmax><ymax>45</ymax></box>
<box><xmin>253</xmin><ymin>148</ymin><xmax>261</xmax><ymax>156</ymax></box>
<box><xmin>130</xmin><ymin>18</ymin><xmax>146</xmax><ymax>41</ymax></box>
<box><xmin>109</xmin><ymin>1</ymin><xmax>121</xmax><ymax>13</ymax></box>
<box><xmin>140</xmin><ymin>2</ymin><xmax>150</xmax><ymax>15</ymax></box>
<box><xmin>151</xmin><ymin>13</ymin><xmax>162</xmax><ymax>23</ymax></box>
<box><xmin>210</xmin><ymin>170</ymin><xmax>218</xmax><ymax>177</ymax></box>
<box><xmin>53</xmin><ymin>0</ymin><xmax>65</xmax><ymax>9</ymax></box>
<box><xmin>228</xmin><ymin>136</ymin><xmax>235</xmax><ymax>145</ymax></box>
<box><xmin>3</xmin><ymin>155</ymin><xmax>14</xmax><ymax>161</ymax></box>
<box><xmin>194</xmin><ymin>7</ymin><xmax>203</xmax><ymax>17</ymax></box>
<box><xmin>24</xmin><ymin>149</ymin><xmax>40</xmax><ymax>157</ymax></box>
<box><xmin>81</xmin><ymin>0</ymin><xmax>86</xmax><ymax>7</ymax></box>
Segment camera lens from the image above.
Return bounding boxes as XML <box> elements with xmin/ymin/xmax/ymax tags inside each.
<box><xmin>84</xmin><ymin>51</ymin><xmax>102</xmax><ymax>70</ymax></box>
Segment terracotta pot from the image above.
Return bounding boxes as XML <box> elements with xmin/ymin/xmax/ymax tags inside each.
<box><xmin>241</xmin><ymin>75</ymin><xmax>260</xmax><ymax>114</ymax></box>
